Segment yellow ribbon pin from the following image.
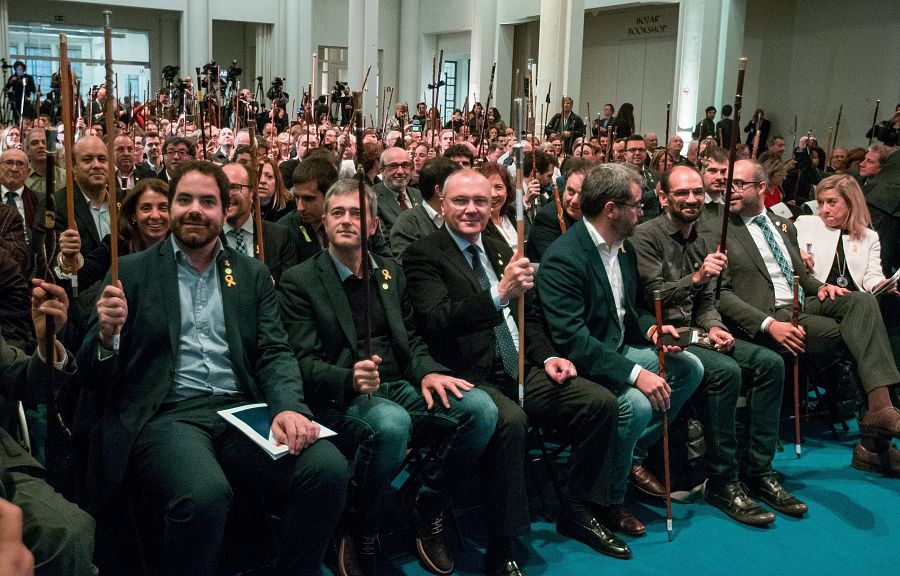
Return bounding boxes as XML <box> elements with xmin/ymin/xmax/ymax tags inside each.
<box><xmin>225</xmin><ymin>275</ymin><xmax>236</xmax><ymax>287</ymax></box>
<box><xmin>381</xmin><ymin>269</ymin><xmax>392</xmax><ymax>281</ymax></box>
<box><xmin>301</xmin><ymin>227</ymin><xmax>311</xmax><ymax>243</ymax></box>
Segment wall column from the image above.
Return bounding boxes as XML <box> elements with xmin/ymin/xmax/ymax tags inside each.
<box><xmin>535</xmin><ymin>0</ymin><xmax>584</xmax><ymax>123</ymax></box>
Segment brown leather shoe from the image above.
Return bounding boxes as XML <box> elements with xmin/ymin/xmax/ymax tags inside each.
<box><xmin>745</xmin><ymin>474</ymin><xmax>809</xmax><ymax>517</ymax></box>
<box><xmin>851</xmin><ymin>441</ymin><xmax>900</xmax><ymax>476</ymax></box>
<box><xmin>860</xmin><ymin>406</ymin><xmax>900</xmax><ymax>438</ymax></box>
<box><xmin>629</xmin><ymin>464</ymin><xmax>666</xmax><ymax>498</ymax></box>
<box><xmin>594</xmin><ymin>504</ymin><xmax>646</xmax><ymax>536</ymax></box>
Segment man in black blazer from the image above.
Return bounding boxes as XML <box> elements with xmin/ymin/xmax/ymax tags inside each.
<box><xmin>375</xmin><ymin>146</ymin><xmax>423</xmax><ymax>247</ymax></box>
<box><xmin>719</xmin><ymin>159</ymin><xmax>900</xmax><ymax>439</ymax></box>
<box><xmin>221</xmin><ymin>162</ymin><xmax>297</xmax><ymax>284</ymax></box>
<box><xmin>2</xmin><ymin>280</ymin><xmax>96</xmax><ymax>575</ymax></box>
<box><xmin>2</xmin><ymin>146</ymin><xmax>46</xmax><ymax>276</ymax></box>
<box><xmin>525</xmin><ymin>161</ymin><xmax>586</xmax><ymax>262</ymax></box>
<box><xmin>535</xmin><ymin>163</ymin><xmax>704</xmax><ymax>542</ymax></box>
<box><xmin>404</xmin><ymin>169</ymin><xmax>625</xmax><ymax>575</ymax></box>
<box><xmin>81</xmin><ymin>161</ymin><xmax>347</xmax><ymax>576</ymax></box>
<box><xmin>390</xmin><ymin>156</ymin><xmax>458</xmax><ymax>261</ymax></box>
<box><xmin>279</xmin><ymin>179</ymin><xmax>496</xmax><ymax>575</ymax></box>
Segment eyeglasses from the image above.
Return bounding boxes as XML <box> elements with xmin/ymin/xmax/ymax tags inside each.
<box><xmin>166</xmin><ymin>148</ymin><xmax>191</xmax><ymax>157</ymax></box>
<box><xmin>616</xmin><ymin>201</ymin><xmax>644</xmax><ymax>210</ymax></box>
<box><xmin>228</xmin><ymin>183</ymin><xmax>252</xmax><ymax>193</ymax></box>
<box><xmin>625</xmin><ymin>147</ymin><xmax>647</xmax><ymax>154</ymax></box>
<box><xmin>731</xmin><ymin>180</ymin><xmax>761</xmax><ymax>191</ymax></box>
<box><xmin>384</xmin><ymin>162</ymin><xmax>412</xmax><ymax>171</ymax></box>
<box><xmin>0</xmin><ymin>159</ymin><xmax>27</xmax><ymax>169</ymax></box>
<box><xmin>670</xmin><ymin>187</ymin><xmax>705</xmax><ymax>199</ymax></box>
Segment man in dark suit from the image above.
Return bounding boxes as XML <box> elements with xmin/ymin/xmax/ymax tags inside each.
<box><xmin>2</xmin><ymin>146</ymin><xmax>45</xmax><ymax>276</ymax></box>
<box><xmin>404</xmin><ymin>169</ymin><xmax>625</xmax><ymax>575</ymax></box>
<box><xmin>536</xmin><ymin>163</ymin><xmax>704</xmax><ymax>540</ymax></box>
<box><xmin>81</xmin><ymin>160</ymin><xmax>347</xmax><ymax>576</ymax></box>
<box><xmin>113</xmin><ymin>134</ymin><xmax>153</xmax><ymax>190</ymax></box>
<box><xmin>138</xmin><ymin>131</ymin><xmax>164</xmax><ymax>176</ymax></box>
<box><xmin>526</xmin><ymin>160</ymin><xmax>587</xmax><ymax>262</ymax></box>
<box><xmin>157</xmin><ymin>137</ymin><xmax>196</xmax><ymax>183</ymax></box>
<box><xmin>279</xmin><ymin>179</ymin><xmax>496</xmax><ymax>576</ymax></box>
<box><xmin>633</xmin><ymin>165</ymin><xmax>804</xmax><ymax>524</ymax></box>
<box><xmin>221</xmin><ymin>162</ymin><xmax>297</xmax><ymax>284</ymax></box>
<box><xmin>277</xmin><ymin>156</ymin><xmax>340</xmax><ymax>263</ymax></box>
<box><xmin>390</xmin><ymin>156</ymin><xmax>458</xmax><ymax>261</ymax></box>
<box><xmin>2</xmin><ymin>279</ymin><xmax>96</xmax><ymax>575</ymax></box>
<box><xmin>24</xmin><ymin>126</ymin><xmax>65</xmax><ymax>195</ymax></box>
<box><xmin>375</xmin><ymin>146</ymin><xmax>422</xmax><ymax>247</ymax></box>
<box><xmin>718</xmin><ymin>159</ymin><xmax>900</xmax><ymax>439</ymax></box>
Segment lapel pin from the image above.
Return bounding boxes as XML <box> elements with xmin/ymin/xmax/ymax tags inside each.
<box><xmin>225</xmin><ymin>274</ymin><xmax>236</xmax><ymax>287</ymax></box>
<box><xmin>381</xmin><ymin>269</ymin><xmax>392</xmax><ymax>281</ymax></box>
<box><xmin>382</xmin><ymin>283</ymin><xmax>389</xmax><ymax>290</ymax></box>
<box><xmin>225</xmin><ymin>267</ymin><xmax>233</xmax><ymax>275</ymax></box>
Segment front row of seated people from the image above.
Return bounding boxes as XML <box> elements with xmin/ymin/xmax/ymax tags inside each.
<box><xmin>3</xmin><ymin>157</ymin><xmax>898</xmax><ymax>576</ymax></box>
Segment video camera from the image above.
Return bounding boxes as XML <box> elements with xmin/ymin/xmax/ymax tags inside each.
<box><xmin>266</xmin><ymin>76</ymin><xmax>287</xmax><ymax>102</ymax></box>
<box><xmin>162</xmin><ymin>65</ymin><xmax>180</xmax><ymax>83</ymax></box>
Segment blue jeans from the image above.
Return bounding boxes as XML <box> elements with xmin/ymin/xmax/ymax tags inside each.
<box><xmin>318</xmin><ymin>380</ymin><xmax>497</xmax><ymax>534</ymax></box>
<box><xmin>607</xmin><ymin>345</ymin><xmax>704</xmax><ymax>503</ymax></box>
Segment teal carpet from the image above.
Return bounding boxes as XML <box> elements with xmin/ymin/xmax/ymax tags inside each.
<box><xmin>345</xmin><ymin>422</ymin><xmax>898</xmax><ymax>576</ymax></box>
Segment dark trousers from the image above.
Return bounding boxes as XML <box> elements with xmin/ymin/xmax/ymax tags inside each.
<box><xmin>130</xmin><ymin>396</ymin><xmax>348</xmax><ymax>576</ymax></box>
<box><xmin>766</xmin><ymin>291</ymin><xmax>900</xmax><ymax>393</ymax></box>
<box><xmin>688</xmin><ymin>340</ymin><xmax>784</xmax><ymax>481</ymax></box>
<box><xmin>477</xmin><ymin>366</ymin><xmax>618</xmax><ymax>537</ymax></box>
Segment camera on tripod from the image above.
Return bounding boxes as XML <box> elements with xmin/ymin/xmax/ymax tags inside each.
<box><xmin>266</xmin><ymin>77</ymin><xmax>287</xmax><ymax>102</ymax></box>
<box><xmin>162</xmin><ymin>65</ymin><xmax>180</xmax><ymax>84</ymax></box>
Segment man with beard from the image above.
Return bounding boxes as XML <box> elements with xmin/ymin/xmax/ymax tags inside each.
<box><xmin>632</xmin><ymin>166</ymin><xmax>802</xmax><ymax>524</ymax></box>
<box><xmin>82</xmin><ymin>160</ymin><xmax>347</xmax><ymax>576</ymax></box>
<box><xmin>623</xmin><ymin>135</ymin><xmax>660</xmax><ymax>222</ymax></box>
<box><xmin>697</xmin><ymin>146</ymin><xmax>729</xmax><ymax>236</ymax></box>
<box><xmin>374</xmin><ymin>147</ymin><xmax>422</xmax><ymax>246</ymax></box>
<box><xmin>221</xmin><ymin>162</ymin><xmax>297</xmax><ymax>284</ymax></box>
<box><xmin>536</xmin><ymin>163</ymin><xmax>704</xmax><ymax>542</ymax></box>
<box><xmin>526</xmin><ymin>158</ymin><xmax>589</xmax><ymax>261</ymax></box>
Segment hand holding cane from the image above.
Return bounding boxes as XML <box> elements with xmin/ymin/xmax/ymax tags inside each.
<box><xmin>513</xmin><ymin>97</ymin><xmax>526</xmax><ymax>408</ymax></box>
<box><xmin>353</xmin><ymin>91</ymin><xmax>373</xmax><ymax>402</ymax></box>
<box><xmin>653</xmin><ymin>290</ymin><xmax>674</xmax><ymax>542</ymax></box>
<box><xmin>103</xmin><ymin>11</ymin><xmax>121</xmax><ymax>351</ymax></box>
<box><xmin>59</xmin><ymin>34</ymin><xmax>80</xmax><ymax>296</ymax></box>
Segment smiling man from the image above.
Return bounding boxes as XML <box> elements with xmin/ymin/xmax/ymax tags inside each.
<box><xmin>633</xmin><ymin>165</ymin><xmax>797</xmax><ymax>525</ymax></box>
<box><xmin>526</xmin><ymin>158</ymin><xmax>590</xmax><ymax>261</ymax></box>
<box><xmin>374</xmin><ymin>146</ymin><xmax>423</xmax><ymax>245</ymax></box>
<box><xmin>83</xmin><ymin>160</ymin><xmax>347</xmax><ymax>576</ymax></box>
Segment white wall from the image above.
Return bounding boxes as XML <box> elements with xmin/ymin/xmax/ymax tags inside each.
<box><xmin>743</xmin><ymin>0</ymin><xmax>900</xmax><ymax>151</ymax></box>
<box><xmin>581</xmin><ymin>5</ymin><xmax>679</xmax><ymax>138</ymax></box>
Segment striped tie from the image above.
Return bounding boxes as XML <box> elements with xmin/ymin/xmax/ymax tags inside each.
<box><xmin>752</xmin><ymin>215</ymin><xmax>804</xmax><ymax>303</ymax></box>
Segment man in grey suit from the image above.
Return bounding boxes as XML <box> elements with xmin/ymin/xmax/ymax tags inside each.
<box><xmin>375</xmin><ymin>147</ymin><xmax>422</xmax><ymax>248</ymax></box>
<box><xmin>389</xmin><ymin>156</ymin><xmax>458</xmax><ymax>260</ymax></box>
<box><xmin>719</xmin><ymin>159</ymin><xmax>900</xmax><ymax>442</ymax></box>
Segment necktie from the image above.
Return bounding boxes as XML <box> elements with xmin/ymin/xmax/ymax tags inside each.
<box><xmin>752</xmin><ymin>215</ymin><xmax>804</xmax><ymax>304</ymax></box>
<box><xmin>4</xmin><ymin>191</ymin><xmax>16</xmax><ymax>206</ymax></box>
<box><xmin>121</xmin><ymin>176</ymin><xmax>129</xmax><ymax>189</ymax></box>
<box><xmin>467</xmin><ymin>245</ymin><xmax>518</xmax><ymax>379</ymax></box>
<box><xmin>397</xmin><ymin>191</ymin><xmax>410</xmax><ymax>211</ymax></box>
<box><xmin>232</xmin><ymin>228</ymin><xmax>247</xmax><ymax>255</ymax></box>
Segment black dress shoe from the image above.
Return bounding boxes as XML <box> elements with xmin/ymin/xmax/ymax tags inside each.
<box><xmin>484</xmin><ymin>547</ymin><xmax>526</xmax><ymax>576</ymax></box>
<box><xmin>745</xmin><ymin>474</ymin><xmax>809</xmax><ymax>517</ymax></box>
<box><xmin>705</xmin><ymin>481</ymin><xmax>775</xmax><ymax>527</ymax></box>
<box><xmin>489</xmin><ymin>560</ymin><xmax>525</xmax><ymax>576</ymax></box>
<box><xmin>557</xmin><ymin>513</ymin><xmax>632</xmax><ymax>560</ymax></box>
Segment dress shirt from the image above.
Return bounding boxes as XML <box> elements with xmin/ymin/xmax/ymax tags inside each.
<box><xmin>1</xmin><ymin>185</ymin><xmax>25</xmax><ymax>226</ymax></box>
<box><xmin>446</xmin><ymin>227</ymin><xmax>520</xmax><ymax>352</ymax></box>
<box><xmin>82</xmin><ymin>191</ymin><xmax>110</xmax><ymax>239</ymax></box>
<box><xmin>164</xmin><ymin>235</ymin><xmax>240</xmax><ymax>403</ymax></box>
<box><xmin>421</xmin><ymin>202</ymin><xmax>443</xmax><ymax>228</ymax></box>
<box><xmin>583</xmin><ymin>218</ymin><xmax>642</xmax><ymax>384</ymax></box>
<box><xmin>742</xmin><ymin>211</ymin><xmax>794</xmax><ymax>309</ymax></box>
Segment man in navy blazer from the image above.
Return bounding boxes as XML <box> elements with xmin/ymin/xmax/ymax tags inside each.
<box><xmin>536</xmin><ymin>163</ymin><xmax>704</xmax><ymax>541</ymax></box>
<box><xmin>80</xmin><ymin>160</ymin><xmax>347</xmax><ymax>576</ymax></box>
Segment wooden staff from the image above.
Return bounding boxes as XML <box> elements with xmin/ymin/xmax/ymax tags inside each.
<box><xmin>552</xmin><ymin>180</ymin><xmax>566</xmax><ymax>233</ymax></box>
<box><xmin>714</xmin><ymin>57</ymin><xmax>748</xmax><ymax>302</ymax></box>
<box><xmin>831</xmin><ymin>103</ymin><xmax>843</xmax><ymax>157</ymax></box>
<box><xmin>59</xmin><ymin>34</ymin><xmax>80</xmax><ymax>295</ymax></box>
<box><xmin>512</xmin><ymin>97</ymin><xmax>526</xmax><ymax>408</ymax></box>
<box><xmin>663</xmin><ymin>102</ymin><xmax>671</xmax><ymax>172</ymax></box>
<box><xmin>198</xmin><ymin>90</ymin><xmax>208</xmax><ymax>160</ymax></box>
<box><xmin>791</xmin><ymin>115</ymin><xmax>798</xmax><ymax>151</ymax></box>
<box><xmin>791</xmin><ymin>275</ymin><xmax>802</xmax><ymax>459</ymax></box>
<box><xmin>751</xmin><ymin>111</ymin><xmax>762</xmax><ymax>160</ymax></box>
<box><xmin>868</xmin><ymin>100</ymin><xmax>880</xmax><ymax>146</ymax></box>
<box><xmin>579</xmin><ymin>102</ymin><xmax>590</xmax><ymax>157</ymax></box>
<box><xmin>542</xmin><ymin>82</ymin><xmax>551</xmax><ymax>143</ymax></box>
<box><xmin>559</xmin><ymin>94</ymin><xmax>567</xmax><ymax>159</ymax></box>
<box><xmin>607</xmin><ymin>127</ymin><xmax>617</xmax><ymax>163</ymax></box>
<box><xmin>103</xmin><ymin>11</ymin><xmax>121</xmax><ymax>350</ymax></box>
<box><xmin>42</xmin><ymin>128</ymin><xmax>59</xmax><ymax>383</ymax></box>
<box><xmin>478</xmin><ymin>62</ymin><xmax>496</xmax><ymax>161</ymax></box>
<box><xmin>247</xmin><ymin>123</ymin><xmax>266</xmax><ymax>263</ymax></box>
<box><xmin>652</xmin><ymin>290</ymin><xmax>673</xmax><ymax>541</ymax></box>
<box><xmin>353</xmin><ymin>90</ymin><xmax>373</xmax><ymax>400</ymax></box>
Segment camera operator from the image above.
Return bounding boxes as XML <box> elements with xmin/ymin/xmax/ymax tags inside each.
<box><xmin>5</xmin><ymin>61</ymin><xmax>37</xmax><ymax>125</ymax></box>
<box><xmin>331</xmin><ymin>81</ymin><xmax>351</xmax><ymax>127</ymax></box>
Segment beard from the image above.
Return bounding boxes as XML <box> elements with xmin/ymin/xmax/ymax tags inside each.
<box><xmin>172</xmin><ymin>213</ymin><xmax>221</xmax><ymax>249</ymax></box>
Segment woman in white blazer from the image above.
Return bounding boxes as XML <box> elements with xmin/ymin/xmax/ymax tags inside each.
<box><xmin>796</xmin><ymin>173</ymin><xmax>899</xmax><ymax>476</ymax></box>
<box><xmin>796</xmin><ymin>174</ymin><xmax>894</xmax><ymax>293</ymax></box>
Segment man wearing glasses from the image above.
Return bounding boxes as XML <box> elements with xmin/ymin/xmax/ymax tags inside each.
<box><xmin>374</xmin><ymin>146</ymin><xmax>422</xmax><ymax>248</ymax></box>
<box><xmin>159</xmin><ymin>137</ymin><xmax>196</xmax><ymax>183</ymax></box>
<box><xmin>719</xmin><ymin>160</ymin><xmax>900</xmax><ymax>450</ymax></box>
<box><xmin>221</xmin><ymin>162</ymin><xmax>296</xmax><ymax>285</ymax></box>
<box><xmin>537</xmin><ymin>163</ymin><xmax>703</xmax><ymax>545</ymax></box>
<box><xmin>633</xmin><ymin>165</ymin><xmax>803</xmax><ymax>525</ymax></box>
<box><xmin>622</xmin><ymin>135</ymin><xmax>660</xmax><ymax>222</ymax></box>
